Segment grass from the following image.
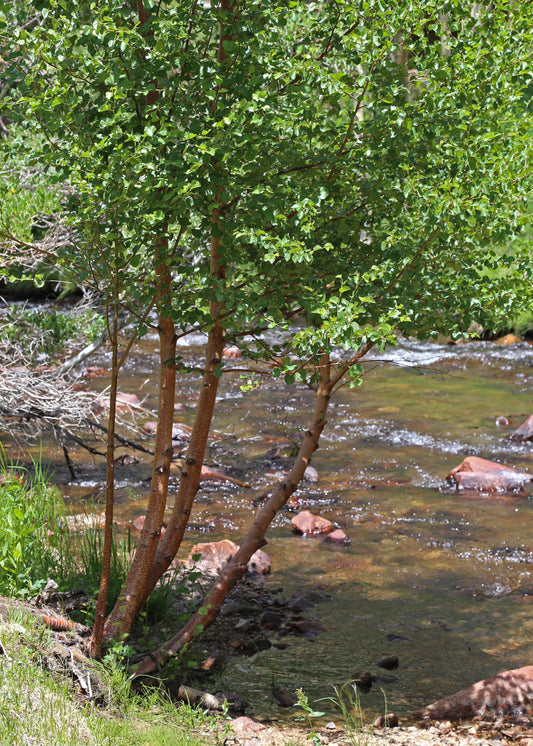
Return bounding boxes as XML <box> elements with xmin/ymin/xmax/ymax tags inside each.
<box><xmin>0</xmin><ymin>453</ymin><xmax>67</xmax><ymax>598</ymax></box>
<box><xmin>329</xmin><ymin>682</ymin><xmax>388</xmax><ymax>746</ymax></box>
<box><xmin>0</xmin><ymin>605</ymin><xmax>216</xmax><ymax>746</ymax></box>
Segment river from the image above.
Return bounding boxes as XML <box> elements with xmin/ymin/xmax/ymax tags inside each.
<box><xmin>8</xmin><ymin>333</ymin><xmax>533</xmax><ymax>719</ymax></box>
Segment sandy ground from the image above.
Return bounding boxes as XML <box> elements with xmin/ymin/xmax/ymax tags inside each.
<box><xmin>225</xmin><ymin>714</ymin><xmax>533</xmax><ymax>745</ymax></box>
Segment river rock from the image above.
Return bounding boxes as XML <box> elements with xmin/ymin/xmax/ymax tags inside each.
<box><xmin>374</xmin><ymin>713</ymin><xmax>399</xmax><ymax>728</ymax></box>
<box><xmin>186</xmin><ymin>540</ymin><xmax>271</xmax><ymax>576</ymax></box>
<box><xmin>447</xmin><ymin>456</ymin><xmax>532</xmax><ymax>494</ymax></box>
<box><xmin>291</xmin><ymin>510</ymin><xmax>333</xmax><ymax>536</ymax></box>
<box><xmin>130</xmin><ymin>514</ymin><xmax>166</xmax><ymax>535</ymax></box>
<box><xmin>63</xmin><ymin>512</ymin><xmax>107</xmax><ymax>532</ymax></box>
<box><xmin>142</xmin><ymin>421</ymin><xmax>192</xmax><ymax>440</ymax></box>
<box><xmin>303</xmin><ymin>465</ymin><xmax>319</xmax><ymax>483</ymax></box>
<box><xmin>230</xmin><ymin>716</ymin><xmax>266</xmax><ymax>736</ymax></box>
<box><xmin>222</xmin><ymin>345</ymin><xmax>242</xmax><ymax>359</ymax></box>
<box><xmin>324</xmin><ymin>529</ymin><xmax>351</xmax><ymax>545</ymax></box>
<box><xmin>84</xmin><ymin>366</ymin><xmax>108</xmax><ymax>379</ymax></box>
<box><xmin>508</xmin><ymin>414</ymin><xmax>533</xmax><ymax>442</ymax></box>
<box><xmin>415</xmin><ymin>665</ymin><xmax>533</xmax><ymax>720</ymax></box>
<box><xmin>378</xmin><ymin>654</ymin><xmax>399</xmax><ymax>670</ymax></box>
<box><xmin>495</xmin><ymin>333</ymin><xmax>522</xmax><ymax>345</ymax></box>
<box><xmin>246</xmin><ymin>548</ymin><xmax>271</xmax><ymax>576</ymax></box>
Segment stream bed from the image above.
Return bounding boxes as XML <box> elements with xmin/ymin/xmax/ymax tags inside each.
<box><xmin>6</xmin><ymin>335</ymin><xmax>533</xmax><ymax>719</ymax></box>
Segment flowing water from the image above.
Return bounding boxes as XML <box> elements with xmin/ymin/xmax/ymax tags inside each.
<box><xmin>6</xmin><ymin>334</ymin><xmax>533</xmax><ymax>718</ymax></box>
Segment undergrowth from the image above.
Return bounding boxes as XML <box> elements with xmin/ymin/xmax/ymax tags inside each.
<box><xmin>0</xmin><ymin>605</ymin><xmax>213</xmax><ymax>746</ymax></box>
<box><xmin>0</xmin><ymin>452</ymin><xmax>66</xmax><ymax>598</ymax></box>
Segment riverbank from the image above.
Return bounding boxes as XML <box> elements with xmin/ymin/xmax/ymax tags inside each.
<box><xmin>225</xmin><ymin>714</ymin><xmax>533</xmax><ymax>745</ymax></box>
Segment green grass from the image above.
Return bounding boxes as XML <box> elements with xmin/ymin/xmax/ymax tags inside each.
<box><xmin>0</xmin><ymin>606</ymin><xmax>215</xmax><ymax>746</ymax></box>
<box><xmin>0</xmin><ymin>453</ymin><xmax>67</xmax><ymax>598</ymax></box>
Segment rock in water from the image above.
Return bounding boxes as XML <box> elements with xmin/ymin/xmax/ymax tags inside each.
<box><xmin>415</xmin><ymin>665</ymin><xmax>533</xmax><ymax>720</ymax></box>
<box><xmin>447</xmin><ymin>456</ymin><xmax>532</xmax><ymax>494</ymax></box>
<box><xmin>291</xmin><ymin>510</ymin><xmax>333</xmax><ymax>536</ymax></box>
<box><xmin>509</xmin><ymin>414</ymin><xmax>533</xmax><ymax>442</ymax></box>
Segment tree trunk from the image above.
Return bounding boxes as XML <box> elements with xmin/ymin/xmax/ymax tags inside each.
<box><xmin>103</xmin><ymin>250</ymin><xmax>176</xmax><ymax>643</ymax></box>
<box><xmin>131</xmin><ymin>227</ymin><xmax>226</xmax><ymax>618</ymax></box>
<box><xmin>90</xmin><ymin>298</ymin><xmax>119</xmax><ymax>658</ymax></box>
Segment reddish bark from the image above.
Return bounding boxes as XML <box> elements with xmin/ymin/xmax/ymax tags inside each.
<box><xmin>103</xmin><ymin>257</ymin><xmax>176</xmax><ymax>643</ymax></box>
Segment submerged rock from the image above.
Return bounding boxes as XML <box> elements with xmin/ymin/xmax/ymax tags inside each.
<box><xmin>447</xmin><ymin>456</ymin><xmax>532</xmax><ymax>494</ymax></box>
<box><xmin>415</xmin><ymin>665</ymin><xmax>533</xmax><ymax>721</ymax></box>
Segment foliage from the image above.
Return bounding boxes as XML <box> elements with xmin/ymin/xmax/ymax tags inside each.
<box><xmin>3</xmin><ymin>1</ymin><xmax>533</xmax><ymax>356</ymax></box>
<box><xmin>295</xmin><ymin>688</ymin><xmax>325</xmax><ymax>746</ymax></box>
<box><xmin>0</xmin><ymin>303</ymin><xmax>106</xmax><ymax>363</ymax></box>
<box><xmin>0</xmin><ymin>124</ymin><xmax>63</xmax><ymax>243</ymax></box>
<box><xmin>0</xmin><ymin>454</ymin><xmax>65</xmax><ymax>597</ymax></box>
<box><xmin>327</xmin><ymin>682</ymin><xmax>387</xmax><ymax>746</ymax></box>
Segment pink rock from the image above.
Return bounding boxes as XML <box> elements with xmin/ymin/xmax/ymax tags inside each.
<box><xmin>94</xmin><ymin>392</ymin><xmax>142</xmax><ymax>414</ymax></box>
<box><xmin>247</xmin><ymin>549</ymin><xmax>271</xmax><ymax>575</ymax></box>
<box><xmin>200</xmin><ymin>465</ymin><xmax>250</xmax><ymax>488</ymax></box>
<box><xmin>222</xmin><ymin>345</ymin><xmax>242</xmax><ymax>359</ymax></box>
<box><xmin>84</xmin><ymin>366</ymin><xmax>108</xmax><ymax>379</ymax></box>
<box><xmin>324</xmin><ymin>529</ymin><xmax>351</xmax><ymax>545</ymax></box>
<box><xmin>131</xmin><ymin>515</ymin><xmax>166</xmax><ymax>535</ymax></box>
<box><xmin>447</xmin><ymin>456</ymin><xmax>532</xmax><ymax>494</ymax></box>
<box><xmin>416</xmin><ymin>665</ymin><xmax>533</xmax><ymax>721</ymax></box>
<box><xmin>291</xmin><ymin>510</ymin><xmax>333</xmax><ymax>536</ymax></box>
<box><xmin>231</xmin><ymin>716</ymin><xmax>266</xmax><ymax>736</ymax></box>
<box><xmin>142</xmin><ymin>421</ymin><xmax>192</xmax><ymax>440</ymax></box>
<box><xmin>509</xmin><ymin>414</ymin><xmax>533</xmax><ymax>442</ymax></box>
<box><xmin>186</xmin><ymin>540</ymin><xmax>271</xmax><ymax>576</ymax></box>
<box><xmin>187</xmin><ymin>540</ymin><xmax>239</xmax><ymax>573</ymax></box>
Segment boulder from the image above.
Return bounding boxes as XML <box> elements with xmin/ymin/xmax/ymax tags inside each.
<box><xmin>508</xmin><ymin>414</ymin><xmax>533</xmax><ymax>442</ymax></box>
<box><xmin>187</xmin><ymin>539</ymin><xmax>239</xmax><ymax>573</ymax></box>
<box><xmin>447</xmin><ymin>456</ymin><xmax>532</xmax><ymax>494</ymax></box>
<box><xmin>186</xmin><ymin>540</ymin><xmax>271</xmax><ymax>576</ymax></box>
<box><xmin>291</xmin><ymin>510</ymin><xmax>333</xmax><ymax>536</ymax></box>
<box><xmin>415</xmin><ymin>665</ymin><xmax>533</xmax><ymax>721</ymax></box>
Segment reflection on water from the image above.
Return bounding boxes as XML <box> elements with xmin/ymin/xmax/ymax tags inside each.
<box><xmin>6</xmin><ymin>337</ymin><xmax>533</xmax><ymax>718</ymax></box>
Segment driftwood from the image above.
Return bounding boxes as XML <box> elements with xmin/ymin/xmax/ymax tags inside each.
<box><xmin>174</xmin><ymin>684</ymin><xmax>231</xmax><ymax>711</ymax></box>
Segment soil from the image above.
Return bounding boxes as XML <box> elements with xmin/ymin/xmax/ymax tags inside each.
<box><xmin>224</xmin><ymin>714</ymin><xmax>533</xmax><ymax>745</ymax></box>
